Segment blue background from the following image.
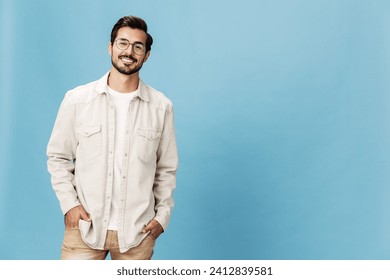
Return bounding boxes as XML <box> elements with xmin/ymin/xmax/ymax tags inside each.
<box><xmin>1</xmin><ymin>0</ymin><xmax>390</xmax><ymax>260</ymax></box>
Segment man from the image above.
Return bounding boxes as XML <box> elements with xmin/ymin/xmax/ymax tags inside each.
<box><xmin>47</xmin><ymin>16</ymin><xmax>178</xmax><ymax>260</ymax></box>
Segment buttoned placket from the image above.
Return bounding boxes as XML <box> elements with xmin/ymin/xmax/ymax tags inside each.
<box><xmin>117</xmin><ymin>96</ymin><xmax>137</xmax><ymax>248</ymax></box>
<box><xmin>100</xmin><ymin>94</ymin><xmax>116</xmax><ymax>248</ymax></box>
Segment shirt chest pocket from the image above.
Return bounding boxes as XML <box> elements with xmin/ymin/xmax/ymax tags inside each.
<box><xmin>75</xmin><ymin>125</ymin><xmax>102</xmax><ymax>161</ymax></box>
<box><xmin>137</xmin><ymin>128</ymin><xmax>162</xmax><ymax>163</ymax></box>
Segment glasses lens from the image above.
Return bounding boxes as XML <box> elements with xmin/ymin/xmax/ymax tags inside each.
<box><xmin>116</xmin><ymin>39</ymin><xmax>129</xmax><ymax>50</ymax></box>
<box><xmin>133</xmin><ymin>43</ymin><xmax>145</xmax><ymax>55</ymax></box>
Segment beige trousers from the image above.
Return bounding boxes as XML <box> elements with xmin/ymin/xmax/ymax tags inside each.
<box><xmin>61</xmin><ymin>229</ymin><xmax>155</xmax><ymax>260</ymax></box>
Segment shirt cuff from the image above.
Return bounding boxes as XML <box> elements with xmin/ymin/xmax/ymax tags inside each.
<box><xmin>154</xmin><ymin>215</ymin><xmax>169</xmax><ymax>231</ymax></box>
<box><xmin>60</xmin><ymin>200</ymin><xmax>81</xmax><ymax>216</ymax></box>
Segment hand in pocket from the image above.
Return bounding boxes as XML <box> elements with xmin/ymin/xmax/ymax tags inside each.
<box><xmin>64</xmin><ymin>205</ymin><xmax>91</xmax><ymax>229</ymax></box>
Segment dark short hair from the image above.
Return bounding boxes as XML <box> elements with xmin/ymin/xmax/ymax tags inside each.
<box><xmin>110</xmin><ymin>16</ymin><xmax>153</xmax><ymax>52</ymax></box>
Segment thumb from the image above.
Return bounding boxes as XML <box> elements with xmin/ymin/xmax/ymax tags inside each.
<box><xmin>80</xmin><ymin>207</ymin><xmax>91</xmax><ymax>221</ymax></box>
<box><xmin>143</xmin><ymin>223</ymin><xmax>151</xmax><ymax>233</ymax></box>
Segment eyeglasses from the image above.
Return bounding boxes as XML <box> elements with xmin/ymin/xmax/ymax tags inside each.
<box><xmin>115</xmin><ymin>38</ymin><xmax>146</xmax><ymax>55</ymax></box>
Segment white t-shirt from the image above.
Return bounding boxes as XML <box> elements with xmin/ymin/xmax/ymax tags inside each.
<box><xmin>107</xmin><ymin>86</ymin><xmax>138</xmax><ymax>230</ymax></box>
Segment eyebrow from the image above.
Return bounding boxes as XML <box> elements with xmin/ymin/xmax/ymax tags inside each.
<box><xmin>118</xmin><ymin>38</ymin><xmax>145</xmax><ymax>45</ymax></box>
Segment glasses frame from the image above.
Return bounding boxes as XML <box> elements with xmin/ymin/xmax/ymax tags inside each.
<box><xmin>114</xmin><ymin>38</ymin><xmax>146</xmax><ymax>55</ymax></box>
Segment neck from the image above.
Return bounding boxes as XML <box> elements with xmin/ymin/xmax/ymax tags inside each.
<box><xmin>107</xmin><ymin>68</ymin><xmax>139</xmax><ymax>93</ymax></box>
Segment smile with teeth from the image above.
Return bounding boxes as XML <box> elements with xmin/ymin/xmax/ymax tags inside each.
<box><xmin>120</xmin><ymin>56</ymin><xmax>135</xmax><ymax>64</ymax></box>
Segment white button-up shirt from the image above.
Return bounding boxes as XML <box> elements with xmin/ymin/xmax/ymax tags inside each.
<box><xmin>47</xmin><ymin>72</ymin><xmax>178</xmax><ymax>252</ymax></box>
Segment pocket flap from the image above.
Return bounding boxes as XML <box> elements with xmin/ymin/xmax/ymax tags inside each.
<box><xmin>138</xmin><ymin>128</ymin><xmax>162</xmax><ymax>140</ymax></box>
<box><xmin>75</xmin><ymin>125</ymin><xmax>101</xmax><ymax>137</ymax></box>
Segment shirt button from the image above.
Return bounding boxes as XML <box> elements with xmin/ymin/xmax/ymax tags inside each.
<box><xmin>124</xmin><ymin>153</ymin><xmax>127</xmax><ymax>157</ymax></box>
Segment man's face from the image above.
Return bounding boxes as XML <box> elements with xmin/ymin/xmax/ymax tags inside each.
<box><xmin>109</xmin><ymin>27</ymin><xmax>150</xmax><ymax>76</ymax></box>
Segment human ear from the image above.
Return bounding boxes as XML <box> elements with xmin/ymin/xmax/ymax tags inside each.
<box><xmin>108</xmin><ymin>42</ymin><xmax>113</xmax><ymax>56</ymax></box>
<box><xmin>143</xmin><ymin>51</ymin><xmax>151</xmax><ymax>62</ymax></box>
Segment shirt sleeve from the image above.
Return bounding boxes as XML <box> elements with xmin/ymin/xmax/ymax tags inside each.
<box><xmin>47</xmin><ymin>92</ymin><xmax>81</xmax><ymax>215</ymax></box>
<box><xmin>153</xmin><ymin>103</ymin><xmax>179</xmax><ymax>230</ymax></box>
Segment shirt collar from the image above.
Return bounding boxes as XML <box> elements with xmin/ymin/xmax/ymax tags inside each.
<box><xmin>94</xmin><ymin>71</ymin><xmax>150</xmax><ymax>102</ymax></box>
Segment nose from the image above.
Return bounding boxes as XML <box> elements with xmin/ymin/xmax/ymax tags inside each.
<box><xmin>126</xmin><ymin>43</ymin><xmax>135</xmax><ymax>55</ymax></box>
<box><xmin>128</xmin><ymin>47</ymin><xmax>134</xmax><ymax>55</ymax></box>
<box><xmin>119</xmin><ymin>43</ymin><xmax>134</xmax><ymax>56</ymax></box>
